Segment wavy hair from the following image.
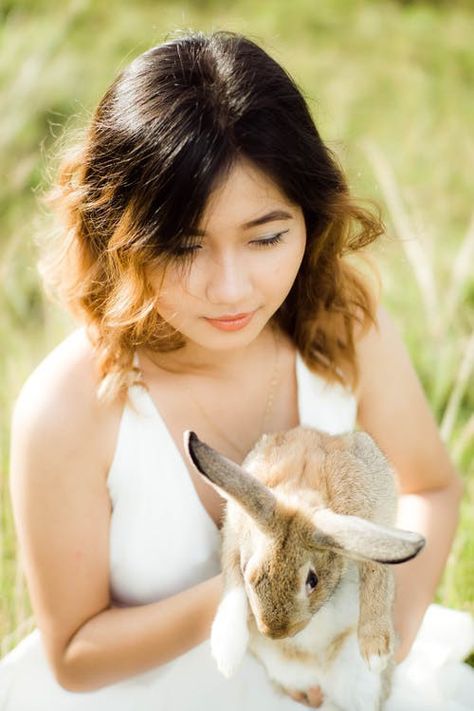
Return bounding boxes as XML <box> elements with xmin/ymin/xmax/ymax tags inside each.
<box><xmin>39</xmin><ymin>30</ymin><xmax>383</xmax><ymax>402</ymax></box>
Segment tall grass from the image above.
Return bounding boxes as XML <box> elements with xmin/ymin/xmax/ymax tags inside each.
<box><xmin>1</xmin><ymin>0</ymin><xmax>473</xmax><ymax>657</ymax></box>
<box><xmin>363</xmin><ymin>140</ymin><xmax>474</xmax><ymax>442</ymax></box>
<box><xmin>361</xmin><ymin>141</ymin><xmax>473</xmax><ymax>611</ymax></box>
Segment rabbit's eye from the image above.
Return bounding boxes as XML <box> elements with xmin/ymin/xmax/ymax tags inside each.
<box><xmin>305</xmin><ymin>569</ymin><xmax>318</xmax><ymax>593</ymax></box>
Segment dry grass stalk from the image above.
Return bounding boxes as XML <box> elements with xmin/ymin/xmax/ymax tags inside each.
<box><xmin>361</xmin><ymin>139</ymin><xmax>440</xmax><ymax>340</ymax></box>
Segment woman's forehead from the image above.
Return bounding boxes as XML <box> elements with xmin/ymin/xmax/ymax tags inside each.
<box><xmin>193</xmin><ymin>159</ymin><xmax>300</xmax><ymax>235</ymax></box>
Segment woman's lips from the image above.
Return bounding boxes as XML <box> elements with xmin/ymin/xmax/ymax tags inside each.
<box><xmin>204</xmin><ymin>311</ymin><xmax>255</xmax><ymax>331</ymax></box>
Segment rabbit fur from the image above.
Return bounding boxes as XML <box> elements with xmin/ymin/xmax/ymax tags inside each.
<box><xmin>184</xmin><ymin>426</ymin><xmax>425</xmax><ymax>711</ymax></box>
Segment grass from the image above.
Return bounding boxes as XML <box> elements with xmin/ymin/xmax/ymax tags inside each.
<box><xmin>0</xmin><ymin>0</ymin><xmax>473</xmax><ymax>658</ymax></box>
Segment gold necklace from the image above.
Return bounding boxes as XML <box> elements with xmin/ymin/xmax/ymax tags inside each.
<box><xmin>182</xmin><ymin>327</ymin><xmax>280</xmax><ymax>462</ymax></box>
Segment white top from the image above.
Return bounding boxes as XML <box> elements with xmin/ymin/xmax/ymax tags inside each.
<box><xmin>1</xmin><ymin>351</ymin><xmax>473</xmax><ymax>711</ymax></box>
<box><xmin>108</xmin><ymin>350</ymin><xmax>356</xmax><ymax>609</ymax></box>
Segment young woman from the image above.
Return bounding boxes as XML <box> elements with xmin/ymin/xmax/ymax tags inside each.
<box><xmin>1</xmin><ymin>30</ymin><xmax>472</xmax><ymax>710</ymax></box>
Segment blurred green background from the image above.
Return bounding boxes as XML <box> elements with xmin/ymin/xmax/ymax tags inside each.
<box><xmin>1</xmin><ymin>0</ymin><xmax>473</xmax><ymax>656</ymax></box>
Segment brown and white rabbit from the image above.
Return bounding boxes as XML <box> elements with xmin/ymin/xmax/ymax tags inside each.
<box><xmin>184</xmin><ymin>427</ymin><xmax>425</xmax><ymax>711</ymax></box>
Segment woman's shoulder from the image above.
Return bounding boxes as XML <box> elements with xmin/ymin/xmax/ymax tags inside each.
<box><xmin>12</xmin><ymin>328</ymin><xmax>123</xmax><ymax>476</ymax></box>
<box><xmin>15</xmin><ymin>327</ymin><xmax>102</xmax><ymax>417</ymax></box>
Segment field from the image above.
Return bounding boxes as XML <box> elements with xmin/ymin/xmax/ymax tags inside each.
<box><xmin>0</xmin><ymin>0</ymin><xmax>473</xmax><ymax>658</ymax></box>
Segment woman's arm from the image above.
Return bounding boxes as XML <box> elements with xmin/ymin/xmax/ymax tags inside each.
<box><xmin>355</xmin><ymin>306</ymin><xmax>464</xmax><ymax>662</ymax></box>
<box><xmin>391</xmin><ymin>481</ymin><xmax>462</xmax><ymax>661</ymax></box>
<box><xmin>9</xmin><ymin>339</ymin><xmax>223</xmax><ymax>692</ymax></box>
<box><xmin>61</xmin><ymin>574</ymin><xmax>223</xmax><ymax>691</ymax></box>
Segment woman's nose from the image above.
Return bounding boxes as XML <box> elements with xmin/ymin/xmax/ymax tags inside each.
<box><xmin>204</xmin><ymin>251</ymin><xmax>253</xmax><ymax>306</ymax></box>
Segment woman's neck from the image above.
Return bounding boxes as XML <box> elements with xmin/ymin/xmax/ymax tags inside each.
<box><xmin>141</xmin><ymin>323</ymin><xmax>278</xmax><ymax>380</ymax></box>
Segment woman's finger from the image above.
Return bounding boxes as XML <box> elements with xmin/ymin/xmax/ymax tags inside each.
<box><xmin>306</xmin><ymin>685</ymin><xmax>324</xmax><ymax>707</ymax></box>
<box><xmin>283</xmin><ymin>686</ymin><xmax>323</xmax><ymax>707</ymax></box>
<box><xmin>286</xmin><ymin>689</ymin><xmax>306</xmax><ymax>702</ymax></box>
<box><xmin>283</xmin><ymin>688</ymin><xmax>309</xmax><ymax>704</ymax></box>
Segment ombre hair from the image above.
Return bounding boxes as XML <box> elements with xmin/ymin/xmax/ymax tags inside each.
<box><xmin>39</xmin><ymin>30</ymin><xmax>383</xmax><ymax>402</ymax></box>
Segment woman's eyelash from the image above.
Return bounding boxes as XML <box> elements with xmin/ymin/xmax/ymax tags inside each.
<box><xmin>251</xmin><ymin>230</ymin><xmax>288</xmax><ymax>247</ymax></box>
<box><xmin>172</xmin><ymin>230</ymin><xmax>288</xmax><ymax>257</ymax></box>
<box><xmin>170</xmin><ymin>244</ymin><xmax>201</xmax><ymax>257</ymax></box>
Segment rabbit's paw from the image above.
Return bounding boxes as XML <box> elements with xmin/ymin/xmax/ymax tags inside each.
<box><xmin>367</xmin><ymin>653</ymin><xmax>390</xmax><ymax>673</ymax></box>
<box><xmin>210</xmin><ymin>586</ymin><xmax>249</xmax><ymax>678</ymax></box>
<box><xmin>358</xmin><ymin>629</ymin><xmax>393</xmax><ymax>672</ymax></box>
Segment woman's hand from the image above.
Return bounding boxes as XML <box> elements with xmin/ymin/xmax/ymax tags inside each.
<box><xmin>283</xmin><ymin>685</ymin><xmax>324</xmax><ymax>707</ymax></box>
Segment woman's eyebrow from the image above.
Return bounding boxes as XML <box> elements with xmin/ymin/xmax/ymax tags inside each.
<box><xmin>243</xmin><ymin>209</ymin><xmax>294</xmax><ymax>229</ymax></box>
<box><xmin>188</xmin><ymin>209</ymin><xmax>293</xmax><ymax>236</ymax></box>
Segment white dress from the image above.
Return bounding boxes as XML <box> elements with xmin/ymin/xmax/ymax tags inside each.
<box><xmin>0</xmin><ymin>351</ymin><xmax>473</xmax><ymax>710</ymax></box>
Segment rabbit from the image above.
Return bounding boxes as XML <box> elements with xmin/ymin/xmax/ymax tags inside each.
<box><xmin>184</xmin><ymin>426</ymin><xmax>426</xmax><ymax>711</ymax></box>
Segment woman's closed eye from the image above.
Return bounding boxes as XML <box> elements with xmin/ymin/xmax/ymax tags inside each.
<box><xmin>169</xmin><ymin>243</ymin><xmax>202</xmax><ymax>257</ymax></box>
<box><xmin>250</xmin><ymin>229</ymin><xmax>289</xmax><ymax>248</ymax></box>
<box><xmin>171</xmin><ymin>230</ymin><xmax>289</xmax><ymax>257</ymax></box>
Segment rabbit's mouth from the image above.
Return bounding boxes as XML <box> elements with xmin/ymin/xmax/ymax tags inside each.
<box><xmin>258</xmin><ymin>619</ymin><xmax>307</xmax><ymax>639</ymax></box>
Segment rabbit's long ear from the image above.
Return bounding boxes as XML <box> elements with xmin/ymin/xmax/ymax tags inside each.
<box><xmin>312</xmin><ymin>509</ymin><xmax>425</xmax><ymax>564</ymax></box>
<box><xmin>184</xmin><ymin>431</ymin><xmax>277</xmax><ymax>529</ymax></box>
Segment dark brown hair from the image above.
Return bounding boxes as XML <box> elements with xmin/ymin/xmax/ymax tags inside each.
<box><xmin>40</xmin><ymin>30</ymin><xmax>383</xmax><ymax>401</ymax></box>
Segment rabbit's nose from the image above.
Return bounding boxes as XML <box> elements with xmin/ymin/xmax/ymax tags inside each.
<box><xmin>259</xmin><ymin>623</ymin><xmax>288</xmax><ymax>639</ymax></box>
<box><xmin>259</xmin><ymin>619</ymin><xmax>307</xmax><ymax>639</ymax></box>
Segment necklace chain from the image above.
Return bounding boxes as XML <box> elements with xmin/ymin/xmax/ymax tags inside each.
<box><xmin>182</xmin><ymin>328</ymin><xmax>280</xmax><ymax>461</ymax></box>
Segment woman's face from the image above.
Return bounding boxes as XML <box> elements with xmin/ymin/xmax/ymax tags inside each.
<box><xmin>148</xmin><ymin>159</ymin><xmax>307</xmax><ymax>353</ymax></box>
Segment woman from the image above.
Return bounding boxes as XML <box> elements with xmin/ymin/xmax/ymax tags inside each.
<box><xmin>1</xmin><ymin>30</ymin><xmax>472</xmax><ymax>710</ymax></box>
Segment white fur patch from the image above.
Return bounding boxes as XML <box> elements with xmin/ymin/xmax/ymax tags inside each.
<box><xmin>367</xmin><ymin>653</ymin><xmax>390</xmax><ymax>672</ymax></box>
<box><xmin>210</xmin><ymin>586</ymin><xmax>249</xmax><ymax>678</ymax></box>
